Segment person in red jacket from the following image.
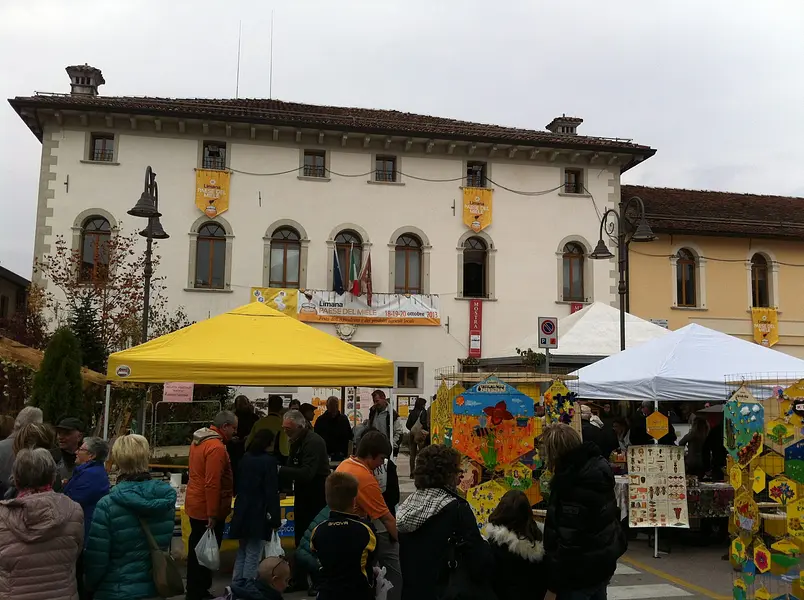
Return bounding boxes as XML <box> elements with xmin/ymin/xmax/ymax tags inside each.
<box><xmin>185</xmin><ymin>410</ymin><xmax>238</xmax><ymax>600</ymax></box>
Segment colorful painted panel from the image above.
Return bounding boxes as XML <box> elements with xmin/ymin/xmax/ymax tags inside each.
<box><xmin>452</xmin><ymin>414</ymin><xmax>536</xmax><ymax>470</ymax></box>
<box><xmin>467</xmin><ymin>480</ymin><xmax>508</xmax><ymax>535</ymax></box>
<box><xmin>724</xmin><ymin>388</ymin><xmax>764</xmax><ymax>467</ymax></box>
<box><xmin>454</xmin><ymin>376</ymin><xmax>535</xmax><ymax>417</ymax></box>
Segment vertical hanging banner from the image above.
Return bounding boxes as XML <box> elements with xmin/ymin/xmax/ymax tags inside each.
<box><xmin>468</xmin><ymin>299</ymin><xmax>482</xmax><ymax>358</ymax></box>
<box><xmin>463</xmin><ymin>187</ymin><xmax>493</xmax><ymax>232</ymax></box>
<box><xmin>751</xmin><ymin>308</ymin><xmax>779</xmax><ymax>347</ymax></box>
<box><xmin>195</xmin><ymin>169</ymin><xmax>231</xmax><ymax>217</ymax></box>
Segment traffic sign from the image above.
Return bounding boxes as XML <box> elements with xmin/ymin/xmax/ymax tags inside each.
<box><xmin>538</xmin><ymin>317</ymin><xmax>559</xmax><ymax>349</ymax></box>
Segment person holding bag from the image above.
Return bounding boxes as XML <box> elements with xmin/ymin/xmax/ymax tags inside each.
<box><xmin>396</xmin><ymin>445</ymin><xmax>494</xmax><ymax>600</ymax></box>
<box><xmin>84</xmin><ymin>434</ymin><xmax>177</xmax><ymax>600</ymax></box>
<box><xmin>229</xmin><ymin>429</ymin><xmax>281</xmax><ymax>583</ymax></box>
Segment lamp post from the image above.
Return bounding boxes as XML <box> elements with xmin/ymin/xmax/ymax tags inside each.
<box><xmin>127</xmin><ymin>166</ymin><xmax>169</xmax><ymax>344</ymax></box>
<box><xmin>590</xmin><ymin>195</ymin><xmax>656</xmax><ymax>351</ymax></box>
<box><xmin>127</xmin><ymin>167</ymin><xmax>169</xmax><ymax>434</ymax></box>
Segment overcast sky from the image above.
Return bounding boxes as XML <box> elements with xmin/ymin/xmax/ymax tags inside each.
<box><xmin>2</xmin><ymin>0</ymin><xmax>802</xmax><ymax>276</ymax></box>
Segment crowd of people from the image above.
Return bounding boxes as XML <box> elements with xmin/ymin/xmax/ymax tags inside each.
<box><xmin>0</xmin><ymin>391</ymin><xmax>626</xmax><ymax>600</ymax></box>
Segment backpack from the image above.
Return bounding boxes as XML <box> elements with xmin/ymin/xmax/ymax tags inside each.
<box><xmin>138</xmin><ymin>517</ymin><xmax>185</xmax><ymax>598</ymax></box>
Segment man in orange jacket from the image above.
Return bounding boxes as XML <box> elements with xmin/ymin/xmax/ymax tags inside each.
<box><xmin>185</xmin><ymin>410</ymin><xmax>238</xmax><ymax>600</ymax></box>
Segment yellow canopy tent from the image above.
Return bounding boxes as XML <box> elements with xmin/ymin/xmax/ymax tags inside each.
<box><xmin>106</xmin><ymin>302</ymin><xmax>394</xmax><ymax>386</ymax></box>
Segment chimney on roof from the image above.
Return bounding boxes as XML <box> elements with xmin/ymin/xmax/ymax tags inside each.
<box><xmin>545</xmin><ymin>114</ymin><xmax>583</xmax><ymax>135</ymax></box>
<box><xmin>65</xmin><ymin>64</ymin><xmax>105</xmax><ymax>96</ymax></box>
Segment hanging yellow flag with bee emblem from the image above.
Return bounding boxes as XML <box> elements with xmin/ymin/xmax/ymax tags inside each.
<box><xmin>195</xmin><ymin>169</ymin><xmax>231</xmax><ymax>217</ymax></box>
<box><xmin>463</xmin><ymin>187</ymin><xmax>492</xmax><ymax>232</ymax></box>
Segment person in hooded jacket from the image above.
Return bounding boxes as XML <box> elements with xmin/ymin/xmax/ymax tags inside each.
<box><xmin>486</xmin><ymin>490</ymin><xmax>547</xmax><ymax>600</ymax></box>
<box><xmin>84</xmin><ymin>434</ymin><xmax>176</xmax><ymax>600</ymax></box>
<box><xmin>0</xmin><ymin>447</ymin><xmax>84</xmax><ymax>600</ymax></box>
<box><xmin>186</xmin><ymin>411</ymin><xmax>238</xmax><ymax>600</ymax></box>
<box><xmin>230</xmin><ymin>428</ymin><xmax>281</xmax><ymax>583</ymax></box>
<box><xmin>396</xmin><ymin>444</ymin><xmax>494</xmax><ymax>600</ymax></box>
<box><xmin>541</xmin><ymin>424</ymin><xmax>626</xmax><ymax>600</ymax></box>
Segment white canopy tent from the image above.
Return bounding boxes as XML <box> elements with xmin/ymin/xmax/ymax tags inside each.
<box><xmin>571</xmin><ymin>323</ymin><xmax>804</xmax><ymax>402</ymax></box>
<box><xmin>504</xmin><ymin>302</ymin><xmax>669</xmax><ymax>358</ymax></box>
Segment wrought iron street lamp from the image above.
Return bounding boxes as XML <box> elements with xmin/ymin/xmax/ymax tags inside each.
<box><xmin>127</xmin><ymin>166</ymin><xmax>169</xmax><ymax>344</ymax></box>
<box><xmin>589</xmin><ymin>195</ymin><xmax>656</xmax><ymax>351</ymax></box>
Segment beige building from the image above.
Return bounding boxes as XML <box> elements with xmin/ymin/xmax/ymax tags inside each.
<box><xmin>627</xmin><ymin>185</ymin><xmax>804</xmax><ymax>358</ymax></box>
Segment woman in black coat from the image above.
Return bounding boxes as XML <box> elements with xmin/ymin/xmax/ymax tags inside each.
<box><xmin>486</xmin><ymin>490</ymin><xmax>547</xmax><ymax>600</ymax></box>
<box><xmin>541</xmin><ymin>424</ymin><xmax>626</xmax><ymax>600</ymax></box>
<box><xmin>229</xmin><ymin>429</ymin><xmax>281</xmax><ymax>583</ymax></box>
<box><xmin>396</xmin><ymin>445</ymin><xmax>495</xmax><ymax>600</ymax></box>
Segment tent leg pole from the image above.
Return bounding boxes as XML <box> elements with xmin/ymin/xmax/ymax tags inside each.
<box><xmin>103</xmin><ymin>383</ymin><xmax>111</xmax><ymax>441</ymax></box>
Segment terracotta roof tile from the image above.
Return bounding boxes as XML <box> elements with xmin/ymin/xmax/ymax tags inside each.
<box><xmin>624</xmin><ymin>184</ymin><xmax>804</xmax><ymax>239</ymax></box>
<box><xmin>10</xmin><ymin>94</ymin><xmax>654</xmax><ymax>156</ymax></box>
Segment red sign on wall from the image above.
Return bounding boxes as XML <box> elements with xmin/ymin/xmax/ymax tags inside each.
<box><xmin>570</xmin><ymin>303</ymin><xmax>584</xmax><ymax>314</ymax></box>
<box><xmin>468</xmin><ymin>299</ymin><xmax>482</xmax><ymax>358</ymax></box>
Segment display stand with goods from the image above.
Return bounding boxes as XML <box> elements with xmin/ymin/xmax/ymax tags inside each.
<box><xmin>431</xmin><ymin>367</ymin><xmax>576</xmax><ymax>532</ymax></box>
<box><xmin>723</xmin><ymin>377</ymin><xmax>804</xmax><ymax>600</ymax></box>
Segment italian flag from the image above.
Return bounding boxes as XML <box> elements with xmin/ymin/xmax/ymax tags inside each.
<box><xmin>349</xmin><ymin>246</ymin><xmax>360</xmax><ymax>295</ymax></box>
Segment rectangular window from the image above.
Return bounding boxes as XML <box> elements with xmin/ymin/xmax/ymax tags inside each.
<box><xmin>303</xmin><ymin>150</ymin><xmax>326</xmax><ymax>178</ymax></box>
<box><xmin>466</xmin><ymin>161</ymin><xmax>488</xmax><ymax>188</ymax></box>
<box><xmin>375</xmin><ymin>155</ymin><xmax>397</xmax><ymax>182</ymax></box>
<box><xmin>396</xmin><ymin>366</ymin><xmax>419</xmax><ymax>389</ymax></box>
<box><xmin>89</xmin><ymin>133</ymin><xmax>115</xmax><ymax>162</ymax></box>
<box><xmin>564</xmin><ymin>169</ymin><xmax>583</xmax><ymax>194</ymax></box>
<box><xmin>202</xmin><ymin>141</ymin><xmax>227</xmax><ymax>170</ymax></box>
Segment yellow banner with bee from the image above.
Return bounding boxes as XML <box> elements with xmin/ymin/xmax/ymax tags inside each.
<box><xmin>195</xmin><ymin>169</ymin><xmax>230</xmax><ymax>217</ymax></box>
<box><xmin>752</xmin><ymin>307</ymin><xmax>779</xmax><ymax>347</ymax></box>
<box><xmin>463</xmin><ymin>187</ymin><xmax>492</xmax><ymax>232</ymax></box>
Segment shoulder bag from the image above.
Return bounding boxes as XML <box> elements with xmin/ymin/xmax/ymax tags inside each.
<box><xmin>138</xmin><ymin>517</ymin><xmax>185</xmax><ymax>598</ymax></box>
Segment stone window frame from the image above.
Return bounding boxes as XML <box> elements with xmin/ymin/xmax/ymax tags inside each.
<box><xmin>456</xmin><ymin>229</ymin><xmax>496</xmax><ymax>300</ymax></box>
<box><xmin>670</xmin><ymin>244</ymin><xmax>707</xmax><ymax>310</ymax></box>
<box><xmin>81</xmin><ymin>132</ymin><xmax>120</xmax><ymax>165</ymax></box>
<box><xmin>263</xmin><ymin>219</ymin><xmax>310</xmax><ymax>289</ymax></box>
<box><xmin>555</xmin><ymin>235</ymin><xmax>594</xmax><ymax>304</ymax></box>
<box><xmin>326</xmin><ymin>223</ymin><xmax>372</xmax><ymax>290</ymax></box>
<box><xmin>70</xmin><ymin>209</ymin><xmax>119</xmax><ymax>283</ymax></box>
<box><xmin>388</xmin><ymin>226</ymin><xmax>431</xmax><ymax>294</ymax></box>
<box><xmin>745</xmin><ymin>249</ymin><xmax>779</xmax><ymax>309</ymax></box>
<box><xmin>186</xmin><ymin>214</ymin><xmax>235</xmax><ymax>292</ymax></box>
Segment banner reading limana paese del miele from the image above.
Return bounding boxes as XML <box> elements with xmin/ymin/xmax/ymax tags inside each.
<box><xmin>251</xmin><ymin>288</ymin><xmax>441</xmax><ymax>326</ymax></box>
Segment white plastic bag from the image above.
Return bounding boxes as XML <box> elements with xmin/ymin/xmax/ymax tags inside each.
<box><xmin>374</xmin><ymin>566</ymin><xmax>394</xmax><ymax>600</ymax></box>
<box><xmin>195</xmin><ymin>528</ymin><xmax>220</xmax><ymax>571</ymax></box>
<box><xmin>263</xmin><ymin>530</ymin><xmax>284</xmax><ymax>558</ymax></box>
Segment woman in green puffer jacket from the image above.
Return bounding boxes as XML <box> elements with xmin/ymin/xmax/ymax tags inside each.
<box><xmin>84</xmin><ymin>434</ymin><xmax>177</xmax><ymax>600</ymax></box>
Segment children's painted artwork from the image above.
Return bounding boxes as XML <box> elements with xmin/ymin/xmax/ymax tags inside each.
<box><xmin>785</xmin><ymin>439</ymin><xmax>804</xmax><ymax>485</ymax></box>
<box><xmin>733</xmin><ymin>491</ymin><xmax>760</xmax><ymax>535</ymax></box>
<box><xmin>457</xmin><ymin>459</ymin><xmax>482</xmax><ymax>495</ymax></box>
<box><xmin>502</xmin><ymin>462</ymin><xmax>533</xmax><ymax>492</ymax></box>
<box><xmin>787</xmin><ymin>498</ymin><xmax>804</xmax><ymax>539</ymax></box>
<box><xmin>768</xmin><ymin>475</ymin><xmax>798</xmax><ymax>506</ymax></box>
<box><xmin>452</xmin><ymin>377</ymin><xmax>536</xmax><ymax>469</ymax></box>
<box><xmin>542</xmin><ymin>380</ymin><xmax>580</xmax><ymax>434</ymax></box>
<box><xmin>724</xmin><ymin>387</ymin><xmax>764</xmax><ymax>467</ymax></box>
<box><xmin>466</xmin><ymin>480</ymin><xmax>508</xmax><ymax>535</ymax></box>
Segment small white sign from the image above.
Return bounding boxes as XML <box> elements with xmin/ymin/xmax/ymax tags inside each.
<box><xmin>538</xmin><ymin>316</ymin><xmax>559</xmax><ymax>349</ymax></box>
<box><xmin>163</xmin><ymin>382</ymin><xmax>194</xmax><ymax>403</ymax></box>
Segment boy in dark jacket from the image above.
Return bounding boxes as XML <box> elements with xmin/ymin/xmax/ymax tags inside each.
<box><xmin>310</xmin><ymin>472</ymin><xmax>377</xmax><ymax>600</ymax></box>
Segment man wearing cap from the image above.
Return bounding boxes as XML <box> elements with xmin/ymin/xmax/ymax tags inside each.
<box><xmin>55</xmin><ymin>417</ymin><xmax>85</xmax><ymax>482</ymax></box>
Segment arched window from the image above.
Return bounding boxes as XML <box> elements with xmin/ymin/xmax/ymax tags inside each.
<box><xmin>394</xmin><ymin>234</ymin><xmax>422</xmax><ymax>294</ymax></box>
<box><xmin>562</xmin><ymin>243</ymin><xmax>585</xmax><ymax>301</ymax></box>
<box><xmin>335</xmin><ymin>230</ymin><xmax>362</xmax><ymax>287</ymax></box>
<box><xmin>751</xmin><ymin>254</ymin><xmax>770</xmax><ymax>307</ymax></box>
<box><xmin>676</xmin><ymin>248</ymin><xmax>697</xmax><ymax>307</ymax></box>
<box><xmin>269</xmin><ymin>227</ymin><xmax>301</xmax><ymax>288</ymax></box>
<box><xmin>195</xmin><ymin>222</ymin><xmax>227</xmax><ymax>289</ymax></box>
<box><xmin>79</xmin><ymin>216</ymin><xmax>111</xmax><ymax>282</ymax></box>
<box><xmin>463</xmin><ymin>236</ymin><xmax>487</xmax><ymax>298</ymax></box>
